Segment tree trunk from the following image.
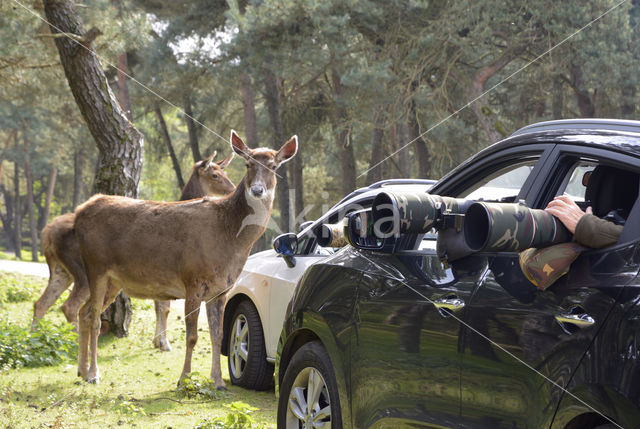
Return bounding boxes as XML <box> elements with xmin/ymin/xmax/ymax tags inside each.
<box><xmin>570</xmin><ymin>65</ymin><xmax>595</xmax><ymax>118</ymax></box>
<box><xmin>241</xmin><ymin>72</ymin><xmax>267</xmax><ymax>252</ymax></box>
<box><xmin>552</xmin><ymin>75</ymin><xmax>564</xmax><ymax>119</ymax></box>
<box><xmin>13</xmin><ymin>158</ymin><xmax>21</xmax><ymax>259</ymax></box>
<box><xmin>22</xmin><ymin>130</ymin><xmax>38</xmax><ymax>262</ymax></box>
<box><xmin>292</xmin><ymin>156</ymin><xmax>304</xmax><ymax>226</ymax></box>
<box><xmin>0</xmin><ymin>184</ymin><xmax>16</xmax><ymax>252</ymax></box>
<box><xmin>392</xmin><ymin>122</ymin><xmax>411</xmax><ymax>177</ymax></box>
<box><xmin>365</xmin><ymin>108</ymin><xmax>386</xmax><ymax>185</ymax></box>
<box><xmin>330</xmin><ymin>67</ymin><xmax>356</xmax><ymax>197</ymax></box>
<box><xmin>43</xmin><ymin>0</ymin><xmax>143</xmax><ymax>338</ymax></box>
<box><xmin>155</xmin><ymin>105</ymin><xmax>184</xmax><ymax>190</ymax></box>
<box><xmin>0</xmin><ymin>130</ymin><xmax>16</xmax><ymax>180</ymax></box>
<box><xmin>184</xmin><ymin>94</ymin><xmax>202</xmax><ymax>162</ymax></box>
<box><xmin>264</xmin><ymin>68</ymin><xmax>291</xmax><ymax>233</ymax></box>
<box><xmin>42</xmin><ymin>165</ymin><xmax>58</xmax><ymax>228</ymax></box>
<box><xmin>408</xmin><ymin>97</ymin><xmax>430</xmax><ymax>179</ymax></box>
<box><xmin>73</xmin><ymin>146</ymin><xmax>85</xmax><ymax>209</ymax></box>
<box><xmin>116</xmin><ymin>53</ymin><xmax>133</xmax><ymax>121</ymax></box>
<box><xmin>241</xmin><ymin>73</ymin><xmax>259</xmax><ymax>147</ymax></box>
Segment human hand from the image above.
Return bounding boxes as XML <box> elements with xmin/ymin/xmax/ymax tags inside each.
<box><xmin>544</xmin><ymin>195</ymin><xmax>589</xmax><ymax>234</ymax></box>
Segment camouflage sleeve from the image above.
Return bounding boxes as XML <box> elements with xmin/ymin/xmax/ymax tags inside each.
<box><xmin>574</xmin><ymin>214</ymin><xmax>623</xmax><ymax>248</ymax></box>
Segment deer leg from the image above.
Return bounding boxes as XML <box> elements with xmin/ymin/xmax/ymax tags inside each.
<box><xmin>153</xmin><ymin>300</ymin><xmax>171</xmax><ymax>352</ymax></box>
<box><xmin>178</xmin><ymin>295</ymin><xmax>201</xmax><ymax>386</ymax></box>
<box><xmin>206</xmin><ymin>297</ymin><xmax>226</xmax><ymax>390</ymax></box>
<box><xmin>86</xmin><ymin>275</ymin><xmax>109</xmax><ymax>384</ymax></box>
<box><xmin>61</xmin><ymin>253</ymin><xmax>91</xmax><ymax>328</ymax></box>
<box><xmin>32</xmin><ymin>261</ymin><xmax>72</xmax><ymax>329</ymax></box>
<box><xmin>77</xmin><ymin>300</ymin><xmax>91</xmax><ymax>380</ymax></box>
<box><xmin>61</xmin><ymin>280</ymin><xmax>90</xmax><ymax>330</ymax></box>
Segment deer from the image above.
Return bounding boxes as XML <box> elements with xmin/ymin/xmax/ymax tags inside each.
<box><xmin>73</xmin><ymin>131</ymin><xmax>297</xmax><ymax>387</ymax></box>
<box><xmin>32</xmin><ymin>151</ymin><xmax>235</xmax><ymax>353</ymax></box>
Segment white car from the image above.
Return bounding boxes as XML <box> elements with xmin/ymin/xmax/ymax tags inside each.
<box><xmin>221</xmin><ymin>179</ymin><xmax>435</xmax><ymax>390</ymax></box>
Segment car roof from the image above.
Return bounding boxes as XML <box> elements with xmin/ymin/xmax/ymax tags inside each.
<box><xmin>432</xmin><ymin>120</ymin><xmax>640</xmax><ymax>194</ymax></box>
<box><xmin>511</xmin><ymin>118</ymin><xmax>640</xmax><ymax>136</ymax></box>
<box><xmin>298</xmin><ymin>181</ymin><xmax>434</xmax><ymax>238</ymax></box>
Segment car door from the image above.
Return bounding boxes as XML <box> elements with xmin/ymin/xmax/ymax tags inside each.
<box><xmin>350</xmin><ymin>143</ymin><xmax>555</xmax><ymax>428</ymax></box>
<box><xmin>458</xmin><ymin>144</ymin><xmax>640</xmax><ymax>428</ymax></box>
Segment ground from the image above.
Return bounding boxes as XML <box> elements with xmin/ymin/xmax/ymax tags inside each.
<box><xmin>0</xmin><ymin>265</ymin><xmax>277</xmax><ymax>429</ymax></box>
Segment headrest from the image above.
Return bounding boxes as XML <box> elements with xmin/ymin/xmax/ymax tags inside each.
<box><xmin>585</xmin><ymin>166</ymin><xmax>639</xmax><ymax>219</ymax></box>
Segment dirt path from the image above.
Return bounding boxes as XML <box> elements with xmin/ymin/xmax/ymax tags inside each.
<box><xmin>0</xmin><ymin>259</ymin><xmax>48</xmax><ymax>277</ymax></box>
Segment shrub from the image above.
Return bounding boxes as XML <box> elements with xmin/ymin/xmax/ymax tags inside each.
<box><xmin>194</xmin><ymin>401</ymin><xmax>262</xmax><ymax>429</ymax></box>
<box><xmin>176</xmin><ymin>372</ymin><xmax>228</xmax><ymax>400</ymax></box>
<box><xmin>0</xmin><ymin>272</ymin><xmax>45</xmax><ymax>304</ymax></box>
<box><xmin>0</xmin><ymin>318</ymin><xmax>77</xmax><ymax>371</ymax></box>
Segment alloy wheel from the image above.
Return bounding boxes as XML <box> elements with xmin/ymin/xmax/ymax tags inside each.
<box><xmin>286</xmin><ymin>367</ymin><xmax>331</xmax><ymax>428</ymax></box>
<box><xmin>229</xmin><ymin>313</ymin><xmax>249</xmax><ymax>379</ymax></box>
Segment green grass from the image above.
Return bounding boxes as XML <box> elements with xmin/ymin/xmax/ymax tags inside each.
<box><xmin>0</xmin><ymin>272</ymin><xmax>277</xmax><ymax>428</ymax></box>
<box><xmin>0</xmin><ymin>272</ymin><xmax>46</xmax><ymax>305</ymax></box>
<box><xmin>0</xmin><ymin>248</ymin><xmax>45</xmax><ymax>263</ymax></box>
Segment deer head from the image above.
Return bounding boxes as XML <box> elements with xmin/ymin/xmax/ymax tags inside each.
<box><xmin>195</xmin><ymin>151</ymin><xmax>236</xmax><ymax>196</ymax></box>
<box><xmin>230</xmin><ymin>130</ymin><xmax>298</xmax><ymax>200</ymax></box>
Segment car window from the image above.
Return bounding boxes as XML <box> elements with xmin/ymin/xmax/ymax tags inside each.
<box><xmin>458</xmin><ymin>161</ymin><xmax>536</xmax><ymax>202</ymax></box>
<box><xmin>419</xmin><ymin>158</ymin><xmax>541</xmax><ymax>247</ymax></box>
<box><xmin>561</xmin><ymin>161</ymin><xmax>596</xmax><ymax>203</ymax></box>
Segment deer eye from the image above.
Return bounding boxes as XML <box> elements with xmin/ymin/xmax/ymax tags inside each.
<box><xmin>245</xmin><ymin>163</ymin><xmax>250</xmax><ymax>168</ymax></box>
<box><xmin>212</xmin><ymin>174</ymin><xmax>218</xmax><ymax>179</ymax></box>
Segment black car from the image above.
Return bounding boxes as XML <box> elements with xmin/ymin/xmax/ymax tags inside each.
<box><xmin>274</xmin><ymin>119</ymin><xmax>640</xmax><ymax>429</ymax></box>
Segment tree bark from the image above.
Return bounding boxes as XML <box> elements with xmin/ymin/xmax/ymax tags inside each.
<box><xmin>22</xmin><ymin>130</ymin><xmax>38</xmax><ymax>262</ymax></box>
<box><xmin>13</xmin><ymin>157</ymin><xmax>21</xmax><ymax>259</ymax></box>
<box><xmin>184</xmin><ymin>94</ymin><xmax>202</xmax><ymax>162</ymax></box>
<box><xmin>552</xmin><ymin>75</ymin><xmax>564</xmax><ymax>119</ymax></box>
<box><xmin>408</xmin><ymin>95</ymin><xmax>430</xmax><ymax>179</ymax></box>
<box><xmin>365</xmin><ymin>108</ymin><xmax>386</xmax><ymax>185</ymax></box>
<box><xmin>569</xmin><ymin>65</ymin><xmax>595</xmax><ymax>118</ymax></box>
<box><xmin>42</xmin><ymin>165</ymin><xmax>58</xmax><ymax>228</ymax></box>
<box><xmin>264</xmin><ymin>68</ymin><xmax>291</xmax><ymax>233</ymax></box>
<box><xmin>0</xmin><ymin>184</ymin><xmax>16</xmax><ymax>252</ymax></box>
<box><xmin>330</xmin><ymin>67</ymin><xmax>356</xmax><ymax>197</ymax></box>
<box><xmin>241</xmin><ymin>73</ymin><xmax>259</xmax><ymax>147</ymax></box>
<box><xmin>73</xmin><ymin>145</ymin><xmax>85</xmax><ymax>209</ymax></box>
<box><xmin>155</xmin><ymin>105</ymin><xmax>184</xmax><ymax>190</ymax></box>
<box><xmin>43</xmin><ymin>0</ymin><xmax>143</xmax><ymax>337</ymax></box>
<box><xmin>116</xmin><ymin>53</ymin><xmax>133</xmax><ymax>121</ymax></box>
<box><xmin>241</xmin><ymin>72</ymin><xmax>267</xmax><ymax>252</ymax></box>
<box><xmin>0</xmin><ymin>130</ymin><xmax>17</xmax><ymax>180</ymax></box>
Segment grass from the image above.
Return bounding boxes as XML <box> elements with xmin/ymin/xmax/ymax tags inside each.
<box><xmin>0</xmin><ymin>248</ymin><xmax>45</xmax><ymax>263</ymax></box>
<box><xmin>0</xmin><ymin>272</ymin><xmax>277</xmax><ymax>428</ymax></box>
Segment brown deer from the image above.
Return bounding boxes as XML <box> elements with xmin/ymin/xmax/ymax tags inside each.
<box><xmin>32</xmin><ymin>151</ymin><xmax>235</xmax><ymax>353</ymax></box>
<box><xmin>73</xmin><ymin>131</ymin><xmax>297</xmax><ymax>387</ymax></box>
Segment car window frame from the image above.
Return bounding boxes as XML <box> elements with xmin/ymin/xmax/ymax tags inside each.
<box><xmin>430</xmin><ymin>143</ymin><xmax>556</xmax><ymax>206</ymax></box>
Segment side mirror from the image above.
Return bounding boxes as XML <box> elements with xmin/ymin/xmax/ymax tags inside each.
<box><xmin>345</xmin><ymin>209</ymin><xmax>383</xmax><ymax>250</ymax></box>
<box><xmin>273</xmin><ymin>233</ymin><xmax>298</xmax><ymax>268</ymax></box>
<box><xmin>298</xmin><ymin>220</ymin><xmax>314</xmax><ymax>233</ymax></box>
<box><xmin>273</xmin><ymin>233</ymin><xmax>298</xmax><ymax>256</ymax></box>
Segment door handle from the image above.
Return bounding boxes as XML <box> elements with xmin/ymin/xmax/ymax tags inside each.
<box><xmin>433</xmin><ymin>296</ymin><xmax>465</xmax><ymax>313</ymax></box>
<box><xmin>555</xmin><ymin>312</ymin><xmax>595</xmax><ymax>329</ymax></box>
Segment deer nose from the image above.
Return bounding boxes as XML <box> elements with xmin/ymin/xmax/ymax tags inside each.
<box><xmin>250</xmin><ymin>185</ymin><xmax>265</xmax><ymax>198</ymax></box>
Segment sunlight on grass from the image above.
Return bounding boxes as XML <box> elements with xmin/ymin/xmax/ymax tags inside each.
<box><xmin>0</xmin><ymin>272</ymin><xmax>276</xmax><ymax>428</ymax></box>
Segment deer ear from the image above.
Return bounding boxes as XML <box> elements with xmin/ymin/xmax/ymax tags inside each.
<box><xmin>206</xmin><ymin>151</ymin><xmax>218</xmax><ymax>166</ymax></box>
<box><xmin>275</xmin><ymin>135</ymin><xmax>298</xmax><ymax>165</ymax></box>
<box><xmin>230</xmin><ymin>130</ymin><xmax>250</xmax><ymax>159</ymax></box>
<box><xmin>217</xmin><ymin>152</ymin><xmax>234</xmax><ymax>169</ymax></box>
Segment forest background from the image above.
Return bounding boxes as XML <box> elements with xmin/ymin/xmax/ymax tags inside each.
<box><xmin>1</xmin><ymin>0</ymin><xmax>639</xmax><ymax>260</ymax></box>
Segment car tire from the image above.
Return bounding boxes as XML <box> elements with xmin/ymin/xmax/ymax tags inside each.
<box><xmin>277</xmin><ymin>341</ymin><xmax>341</xmax><ymax>429</ymax></box>
<box><xmin>227</xmin><ymin>300</ymin><xmax>274</xmax><ymax>390</ymax></box>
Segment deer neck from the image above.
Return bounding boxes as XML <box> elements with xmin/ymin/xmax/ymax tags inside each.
<box><xmin>180</xmin><ymin>173</ymin><xmax>203</xmax><ymax>201</ymax></box>
<box><xmin>225</xmin><ymin>177</ymin><xmax>274</xmax><ymax>248</ymax></box>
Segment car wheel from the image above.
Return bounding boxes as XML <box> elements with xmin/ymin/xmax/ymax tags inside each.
<box><xmin>227</xmin><ymin>300</ymin><xmax>274</xmax><ymax>390</ymax></box>
<box><xmin>277</xmin><ymin>341</ymin><xmax>341</xmax><ymax>429</ymax></box>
